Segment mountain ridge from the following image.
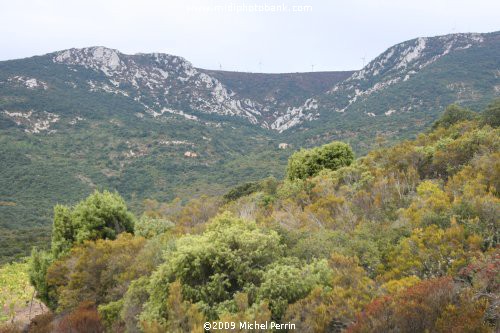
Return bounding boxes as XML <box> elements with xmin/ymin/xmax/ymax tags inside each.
<box><xmin>2</xmin><ymin>30</ymin><xmax>498</xmax><ymax>134</ymax></box>
<box><xmin>48</xmin><ymin>46</ymin><xmax>362</xmax><ymax>131</ymax></box>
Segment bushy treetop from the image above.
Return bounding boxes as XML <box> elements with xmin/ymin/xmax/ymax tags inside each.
<box><xmin>51</xmin><ymin>190</ymin><xmax>135</xmax><ymax>258</ymax></box>
<box><xmin>286</xmin><ymin>141</ymin><xmax>354</xmax><ymax>180</ymax></box>
<box><xmin>432</xmin><ymin>104</ymin><xmax>477</xmax><ymax>130</ymax></box>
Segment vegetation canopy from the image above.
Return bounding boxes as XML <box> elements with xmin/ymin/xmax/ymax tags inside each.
<box><xmin>286</xmin><ymin>141</ymin><xmax>354</xmax><ymax>180</ymax></box>
<box><xmin>0</xmin><ymin>100</ymin><xmax>498</xmax><ymax>332</ymax></box>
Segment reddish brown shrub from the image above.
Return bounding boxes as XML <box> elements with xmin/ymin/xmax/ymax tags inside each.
<box><xmin>54</xmin><ymin>301</ymin><xmax>104</xmax><ymax>333</ymax></box>
<box><xmin>348</xmin><ymin>276</ymin><xmax>494</xmax><ymax>332</ymax></box>
<box><xmin>27</xmin><ymin>312</ymin><xmax>55</xmax><ymax>333</ymax></box>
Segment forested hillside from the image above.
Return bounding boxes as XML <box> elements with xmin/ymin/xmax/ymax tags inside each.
<box><xmin>2</xmin><ymin>100</ymin><xmax>498</xmax><ymax>332</ymax></box>
<box><xmin>1</xmin><ymin>32</ymin><xmax>498</xmax><ymax>264</ymax></box>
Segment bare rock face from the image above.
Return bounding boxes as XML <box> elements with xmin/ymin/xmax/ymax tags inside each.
<box><xmin>326</xmin><ymin>33</ymin><xmax>489</xmax><ymax>116</ymax></box>
<box><xmin>52</xmin><ymin>46</ymin><xmax>266</xmax><ymax>126</ymax></box>
<box><xmin>50</xmin><ymin>46</ymin><xmax>335</xmax><ymax>131</ymax></box>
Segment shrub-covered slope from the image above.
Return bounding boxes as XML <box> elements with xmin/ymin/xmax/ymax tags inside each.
<box><xmin>13</xmin><ymin>101</ymin><xmax>499</xmax><ymax>332</ymax></box>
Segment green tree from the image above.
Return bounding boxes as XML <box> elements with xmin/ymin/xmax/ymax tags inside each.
<box><xmin>432</xmin><ymin>104</ymin><xmax>476</xmax><ymax>130</ymax></box>
<box><xmin>29</xmin><ymin>190</ymin><xmax>136</xmax><ymax>309</ymax></box>
<box><xmin>51</xmin><ymin>190</ymin><xmax>135</xmax><ymax>258</ymax></box>
<box><xmin>257</xmin><ymin>260</ymin><xmax>331</xmax><ymax>320</ymax></box>
<box><xmin>141</xmin><ymin>212</ymin><xmax>284</xmax><ymax>322</ymax></box>
<box><xmin>28</xmin><ymin>247</ymin><xmax>55</xmax><ymax>308</ymax></box>
<box><xmin>134</xmin><ymin>215</ymin><xmax>173</xmax><ymax>239</ymax></box>
<box><xmin>481</xmin><ymin>99</ymin><xmax>500</xmax><ymax>127</ymax></box>
<box><xmin>71</xmin><ymin>190</ymin><xmax>135</xmax><ymax>244</ymax></box>
<box><xmin>50</xmin><ymin>205</ymin><xmax>75</xmax><ymax>258</ymax></box>
<box><xmin>286</xmin><ymin>141</ymin><xmax>354</xmax><ymax>180</ymax></box>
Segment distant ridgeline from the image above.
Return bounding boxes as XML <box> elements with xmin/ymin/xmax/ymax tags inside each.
<box><xmin>0</xmin><ymin>31</ymin><xmax>498</xmax><ymax>262</ymax></box>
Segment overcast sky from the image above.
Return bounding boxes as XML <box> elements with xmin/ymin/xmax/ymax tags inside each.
<box><xmin>1</xmin><ymin>0</ymin><xmax>499</xmax><ymax>73</ymax></box>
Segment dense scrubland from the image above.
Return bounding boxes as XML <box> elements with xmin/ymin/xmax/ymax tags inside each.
<box><xmin>1</xmin><ymin>100</ymin><xmax>499</xmax><ymax>332</ymax></box>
